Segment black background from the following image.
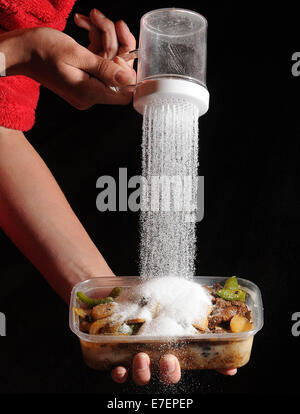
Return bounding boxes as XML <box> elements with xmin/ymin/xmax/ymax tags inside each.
<box><xmin>0</xmin><ymin>0</ymin><xmax>299</xmax><ymax>395</ymax></box>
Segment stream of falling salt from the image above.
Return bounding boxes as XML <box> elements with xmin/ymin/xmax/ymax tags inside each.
<box><xmin>139</xmin><ymin>98</ymin><xmax>199</xmax><ymax>279</ymax></box>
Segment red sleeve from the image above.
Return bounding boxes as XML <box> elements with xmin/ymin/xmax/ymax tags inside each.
<box><xmin>0</xmin><ymin>0</ymin><xmax>76</xmax><ymax>131</ymax></box>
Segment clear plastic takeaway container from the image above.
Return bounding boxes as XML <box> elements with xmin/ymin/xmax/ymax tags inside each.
<box><xmin>69</xmin><ymin>276</ymin><xmax>263</xmax><ymax>370</ymax></box>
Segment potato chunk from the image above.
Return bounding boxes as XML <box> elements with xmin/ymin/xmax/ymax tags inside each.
<box><xmin>91</xmin><ymin>303</ymin><xmax>115</xmax><ymax>320</ymax></box>
<box><xmin>193</xmin><ymin>318</ymin><xmax>208</xmax><ymax>332</ymax></box>
<box><xmin>89</xmin><ymin>318</ymin><xmax>111</xmax><ymax>335</ymax></box>
<box><xmin>230</xmin><ymin>314</ymin><xmax>254</xmax><ymax>333</ymax></box>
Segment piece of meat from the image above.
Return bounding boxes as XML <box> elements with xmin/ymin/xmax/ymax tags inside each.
<box><xmin>208</xmin><ymin>295</ymin><xmax>251</xmax><ymax>330</ymax></box>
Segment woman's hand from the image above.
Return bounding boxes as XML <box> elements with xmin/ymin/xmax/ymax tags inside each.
<box><xmin>2</xmin><ymin>10</ymin><xmax>136</xmax><ymax>109</ymax></box>
<box><xmin>74</xmin><ymin>9</ymin><xmax>136</xmax><ymax>95</ymax></box>
<box><xmin>74</xmin><ymin>9</ymin><xmax>136</xmax><ymax>62</ymax></box>
<box><xmin>25</xmin><ymin>22</ymin><xmax>136</xmax><ymax>108</ymax></box>
<box><xmin>111</xmin><ymin>353</ymin><xmax>237</xmax><ymax>385</ymax></box>
<box><xmin>111</xmin><ymin>353</ymin><xmax>182</xmax><ymax>385</ymax></box>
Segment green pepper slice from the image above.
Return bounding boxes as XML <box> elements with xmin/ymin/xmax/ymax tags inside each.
<box><xmin>216</xmin><ymin>288</ymin><xmax>246</xmax><ymax>302</ymax></box>
<box><xmin>216</xmin><ymin>276</ymin><xmax>247</xmax><ymax>302</ymax></box>
<box><xmin>109</xmin><ymin>287</ymin><xmax>122</xmax><ymax>298</ymax></box>
<box><xmin>224</xmin><ymin>276</ymin><xmax>239</xmax><ymax>290</ymax></box>
<box><xmin>76</xmin><ymin>291</ymin><xmax>114</xmax><ymax>308</ymax></box>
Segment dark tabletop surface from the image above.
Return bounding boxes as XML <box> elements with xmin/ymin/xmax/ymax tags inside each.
<box><xmin>0</xmin><ymin>0</ymin><xmax>299</xmax><ymax>395</ymax></box>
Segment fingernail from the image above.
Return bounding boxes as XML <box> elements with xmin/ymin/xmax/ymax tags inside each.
<box><xmin>93</xmin><ymin>9</ymin><xmax>105</xmax><ymax>17</ymax></box>
<box><xmin>111</xmin><ymin>366</ymin><xmax>128</xmax><ymax>384</ymax></box>
<box><xmin>116</xmin><ymin>55</ymin><xmax>134</xmax><ymax>71</ymax></box>
<box><xmin>162</xmin><ymin>356</ymin><xmax>176</xmax><ymax>374</ymax></box>
<box><xmin>115</xmin><ymin>367</ymin><xmax>127</xmax><ymax>377</ymax></box>
<box><xmin>135</xmin><ymin>354</ymin><xmax>148</xmax><ymax>371</ymax></box>
<box><xmin>115</xmin><ymin>56</ymin><xmax>126</xmax><ymax>65</ymax></box>
<box><xmin>114</xmin><ymin>56</ymin><xmax>128</xmax><ymax>70</ymax></box>
<box><xmin>115</xmin><ymin>70</ymin><xmax>133</xmax><ymax>85</ymax></box>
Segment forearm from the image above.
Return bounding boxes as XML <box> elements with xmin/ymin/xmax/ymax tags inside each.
<box><xmin>0</xmin><ymin>127</ymin><xmax>114</xmax><ymax>303</ymax></box>
<box><xmin>0</xmin><ymin>29</ymin><xmax>32</xmax><ymax>76</ymax></box>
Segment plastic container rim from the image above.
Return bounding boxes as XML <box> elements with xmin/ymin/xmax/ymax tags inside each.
<box><xmin>69</xmin><ymin>276</ymin><xmax>264</xmax><ymax>343</ymax></box>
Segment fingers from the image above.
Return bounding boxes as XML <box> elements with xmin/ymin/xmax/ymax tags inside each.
<box><xmin>89</xmin><ymin>9</ymin><xmax>118</xmax><ymax>59</ymax></box>
<box><xmin>83</xmin><ymin>50</ymin><xmax>135</xmax><ymax>87</ymax></box>
<box><xmin>110</xmin><ymin>358</ymin><xmax>236</xmax><ymax>388</ymax></box>
<box><xmin>111</xmin><ymin>366</ymin><xmax>128</xmax><ymax>384</ymax></box>
<box><xmin>115</xmin><ymin>21</ymin><xmax>136</xmax><ymax>69</ymax></box>
<box><xmin>111</xmin><ymin>354</ymin><xmax>181</xmax><ymax>387</ymax></box>
<box><xmin>74</xmin><ymin>13</ymin><xmax>92</xmax><ymax>31</ymax></box>
<box><xmin>74</xmin><ymin>10</ymin><xmax>136</xmax><ymax>62</ymax></box>
<box><xmin>132</xmin><ymin>353</ymin><xmax>151</xmax><ymax>386</ymax></box>
<box><xmin>115</xmin><ymin>20</ymin><xmax>136</xmax><ymax>55</ymax></box>
<box><xmin>132</xmin><ymin>353</ymin><xmax>181</xmax><ymax>386</ymax></box>
<box><xmin>60</xmin><ymin>48</ymin><xmax>135</xmax><ymax>107</ymax></box>
<box><xmin>114</xmin><ymin>56</ymin><xmax>137</xmax><ymax>83</ymax></box>
<box><xmin>75</xmin><ymin>13</ymin><xmax>102</xmax><ymax>54</ymax></box>
<box><xmin>78</xmin><ymin>77</ymin><xmax>134</xmax><ymax>107</ymax></box>
<box><xmin>57</xmin><ymin>63</ymin><xmax>133</xmax><ymax>108</ymax></box>
<box><xmin>217</xmin><ymin>368</ymin><xmax>237</xmax><ymax>376</ymax></box>
<box><xmin>159</xmin><ymin>354</ymin><xmax>181</xmax><ymax>384</ymax></box>
<box><xmin>113</xmin><ymin>55</ymin><xmax>130</xmax><ymax>69</ymax></box>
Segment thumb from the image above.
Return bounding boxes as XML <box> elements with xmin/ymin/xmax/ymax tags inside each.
<box><xmin>84</xmin><ymin>53</ymin><xmax>136</xmax><ymax>87</ymax></box>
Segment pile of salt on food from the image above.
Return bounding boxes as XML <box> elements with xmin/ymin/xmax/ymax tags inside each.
<box><xmin>111</xmin><ymin>277</ymin><xmax>212</xmax><ymax>336</ymax></box>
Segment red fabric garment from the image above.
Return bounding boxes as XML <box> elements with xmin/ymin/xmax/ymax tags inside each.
<box><xmin>0</xmin><ymin>0</ymin><xmax>76</xmax><ymax>131</ymax></box>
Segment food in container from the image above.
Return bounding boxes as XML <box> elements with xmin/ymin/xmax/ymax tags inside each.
<box><xmin>69</xmin><ymin>276</ymin><xmax>263</xmax><ymax>370</ymax></box>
